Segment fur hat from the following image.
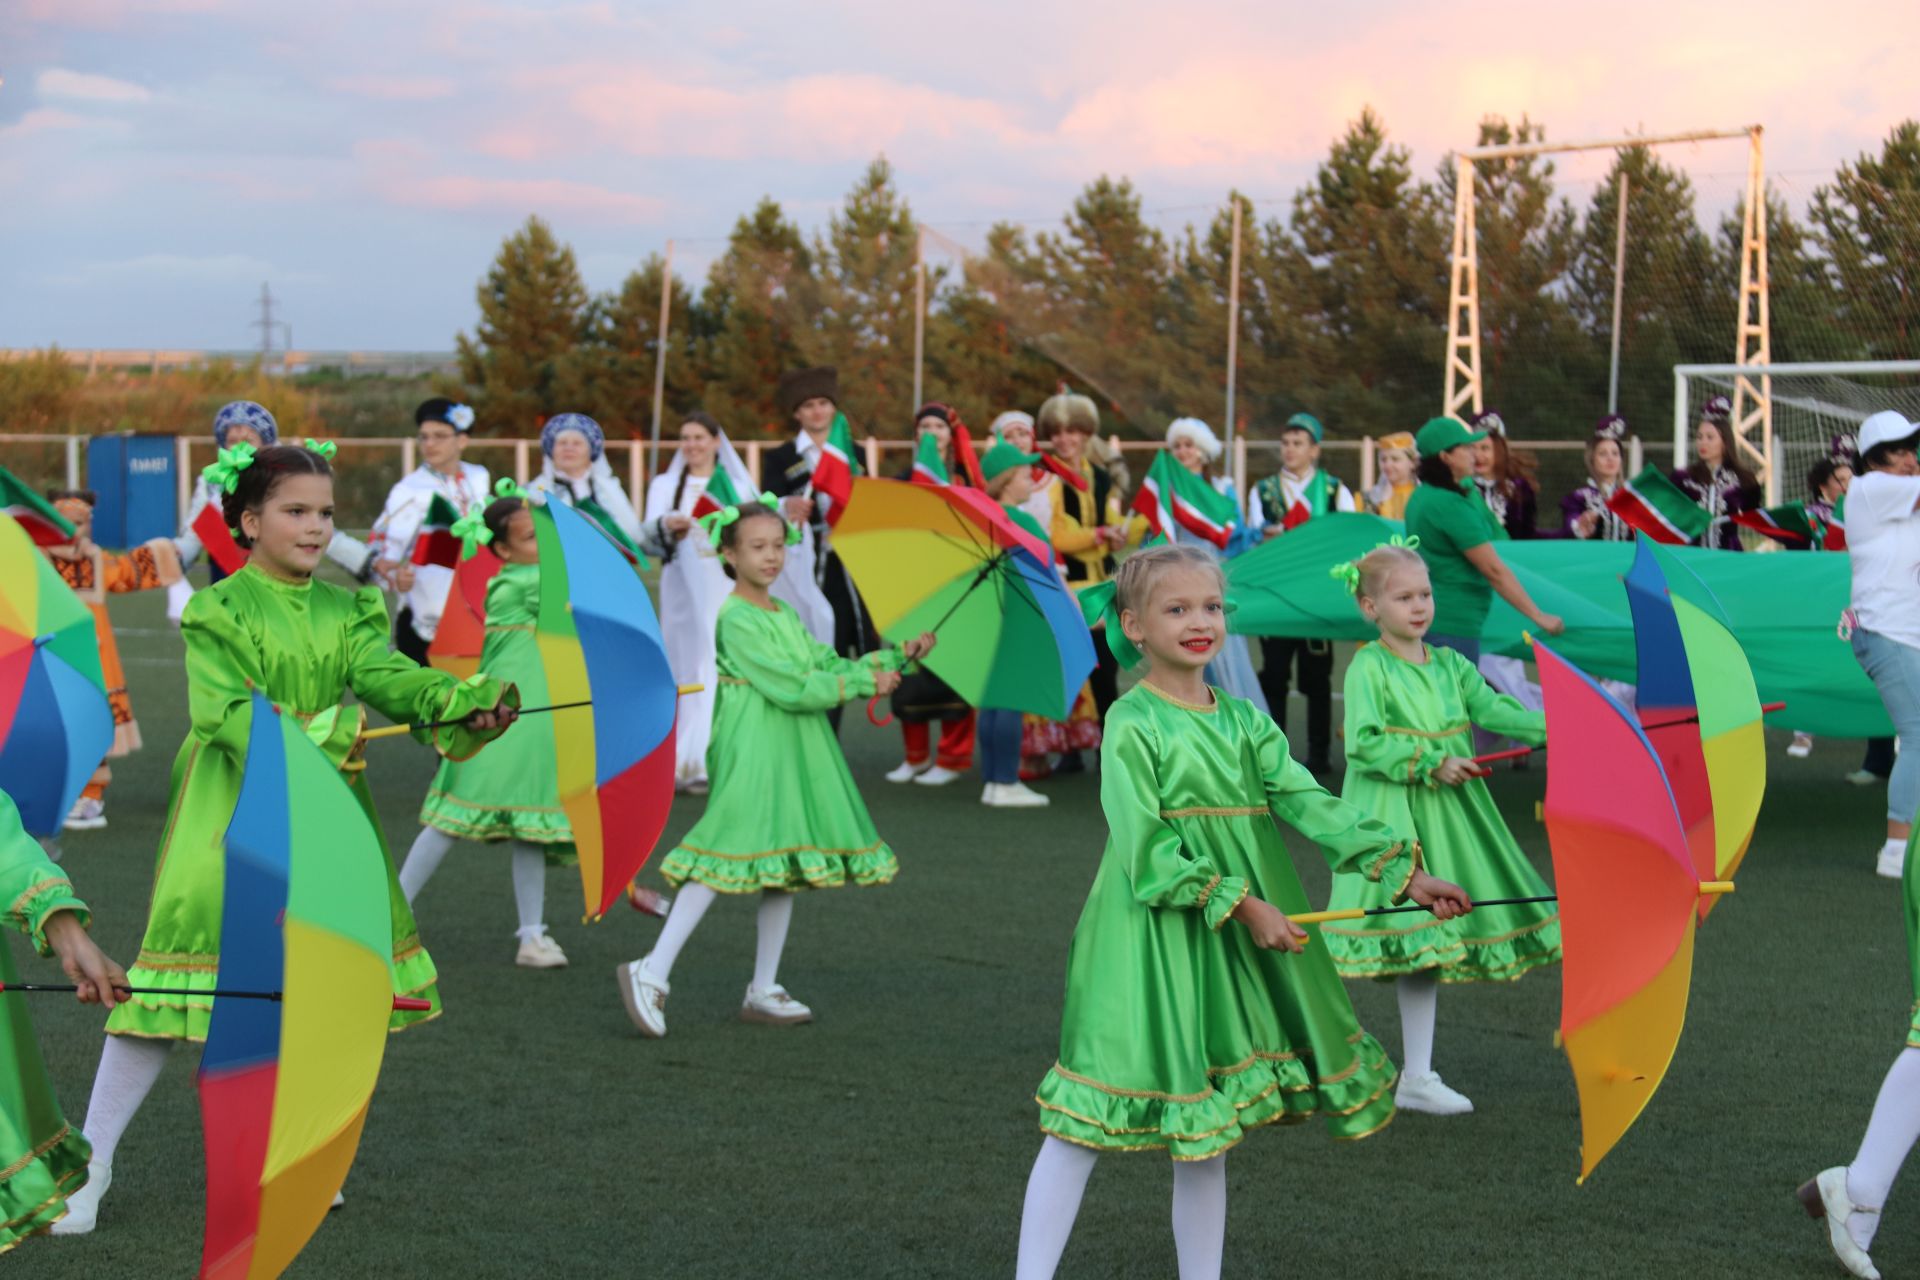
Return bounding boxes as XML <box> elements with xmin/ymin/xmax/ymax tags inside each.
<box><xmin>776</xmin><ymin>367</ymin><xmax>838</xmax><ymax>419</ymax></box>
<box><xmin>1165</xmin><ymin>417</ymin><xmax>1223</xmax><ymax>461</ymax></box>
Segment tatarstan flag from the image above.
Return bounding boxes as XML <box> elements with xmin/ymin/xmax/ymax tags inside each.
<box><xmin>1607</xmin><ymin>467</ymin><xmax>1711</xmax><ymax>546</ymax></box>
<box><xmin>690</xmin><ymin>466</ymin><xmax>745</xmax><ymax>519</ymax></box>
<box><xmin>909</xmin><ymin>432</ymin><xmax>949</xmax><ymax>487</ymax></box>
<box><xmin>409</xmin><ymin>494</ymin><xmax>464</xmax><ymax>567</ymax></box>
<box><xmin>191</xmin><ymin>501</ymin><xmax>248</xmax><ymax>575</ymax></box>
<box><xmin>1130</xmin><ymin>449</ymin><xmax>1238</xmax><ymax>549</ymax></box>
<box><xmin>1731</xmin><ymin>502</ymin><xmax>1816</xmax><ymax>548</ymax></box>
<box><xmin>0</xmin><ymin>466</ymin><xmax>74</xmax><ymax>547</ymax></box>
<box><xmin>811</xmin><ymin>412</ymin><xmax>858</xmax><ymax>526</ymax></box>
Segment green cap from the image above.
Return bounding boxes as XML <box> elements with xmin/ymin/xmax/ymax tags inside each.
<box><xmin>980</xmin><ymin>439</ymin><xmax>1042</xmax><ymax>483</ymax></box>
<box><xmin>1415</xmin><ymin>415</ymin><xmax>1486</xmax><ymax>457</ymax></box>
<box><xmin>1283</xmin><ymin>412</ymin><xmax>1324</xmax><ymax>443</ymax></box>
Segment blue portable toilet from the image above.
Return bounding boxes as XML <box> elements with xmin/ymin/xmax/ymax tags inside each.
<box><xmin>87</xmin><ymin>434</ymin><xmax>177</xmax><ymax>548</ymax></box>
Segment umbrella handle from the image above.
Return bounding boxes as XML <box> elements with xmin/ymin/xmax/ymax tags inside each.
<box><xmin>866</xmin><ymin>695</ymin><xmax>894</xmax><ymax>728</ymax></box>
<box><xmin>392</xmin><ymin>996</ymin><xmax>434</xmax><ymax>1011</ymax></box>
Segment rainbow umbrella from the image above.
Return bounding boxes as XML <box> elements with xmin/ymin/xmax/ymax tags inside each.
<box><xmin>1535</xmin><ymin>640</ymin><xmax>1735</xmax><ymax>1182</ymax></box>
<box><xmin>532</xmin><ymin>495</ymin><xmax>677</xmax><ymax>919</ymax></box>
<box><xmin>0</xmin><ymin>513</ymin><xmax>112</xmax><ymax>835</ymax></box>
<box><xmin>198</xmin><ymin>692</ymin><xmax>418</xmax><ymax>1279</ymax></box>
<box><xmin>426</xmin><ymin>553</ymin><xmax>501</xmax><ymax>680</ymax></box>
<box><xmin>833</xmin><ymin>477</ymin><xmax>1095</xmax><ymax>720</ymax></box>
<box><xmin>1623</xmin><ymin>541</ymin><xmax>1718</xmax><ymax>898</ymax></box>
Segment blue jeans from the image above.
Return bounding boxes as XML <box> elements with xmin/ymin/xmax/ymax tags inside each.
<box><xmin>979</xmin><ymin>708</ymin><xmax>1022</xmax><ymax>785</ymax></box>
<box><xmin>1851</xmin><ymin>628</ymin><xmax>1920</xmax><ymax>823</ymax></box>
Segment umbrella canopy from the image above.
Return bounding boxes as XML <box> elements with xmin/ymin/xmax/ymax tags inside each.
<box><xmin>533</xmin><ymin>495</ymin><xmax>677</xmax><ymax>919</ymax></box>
<box><xmin>0</xmin><ymin>513</ymin><xmax>112</xmax><ymax>835</ymax></box>
<box><xmin>426</xmin><ymin>553</ymin><xmax>501</xmax><ymax>681</ymax></box>
<box><xmin>834</xmin><ymin>477</ymin><xmax>1095</xmax><ymax>720</ymax></box>
<box><xmin>1623</xmin><ymin>541</ymin><xmax>1717</xmax><ymax>897</ymax></box>
<box><xmin>198</xmin><ymin>692</ymin><xmax>400</xmax><ymax>1279</ymax></box>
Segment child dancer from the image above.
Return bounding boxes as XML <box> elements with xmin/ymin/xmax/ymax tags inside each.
<box><xmin>1321</xmin><ymin>540</ymin><xmax>1560</xmax><ymax>1116</ymax></box>
<box><xmin>978</xmin><ymin>440</ymin><xmax>1053</xmax><ymax>808</ymax></box>
<box><xmin>54</xmin><ymin>442</ymin><xmax>516</xmax><ymax>1235</ymax></box>
<box><xmin>617</xmin><ymin>500</ymin><xmax>934</xmax><ymax>1036</ymax></box>
<box><xmin>398</xmin><ymin>493</ymin><xmax>585</xmax><ymax>968</ymax></box>
<box><xmin>1016</xmin><ymin>545</ymin><xmax>1470</xmax><ymax>1280</ymax></box>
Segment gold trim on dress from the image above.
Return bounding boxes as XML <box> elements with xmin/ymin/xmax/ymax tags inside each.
<box><xmin>1134</xmin><ymin>681</ymin><xmax>1219</xmax><ymax>713</ymax></box>
<box><xmin>1194</xmin><ymin>874</ymin><xmax>1222</xmax><ymax>911</ymax></box>
<box><xmin>8</xmin><ymin>877</ymin><xmax>75</xmax><ymax>925</ymax></box>
<box><xmin>1212</xmin><ymin>879</ymin><xmax>1249</xmax><ymax>931</ymax></box>
<box><xmin>0</xmin><ymin>1122</ymin><xmax>75</xmax><ymax>1183</ymax></box>
<box><xmin>674</xmin><ymin>838</ymin><xmax>889</xmax><ymax>861</ymax></box>
<box><xmin>1048</xmin><ymin>1062</ymin><xmax>1214</xmax><ymax>1104</ymax></box>
<box><xmin>1160</xmin><ymin>805</ymin><xmax>1267</xmax><ymax>818</ymax></box>
<box><xmin>1381</xmin><ymin>723</ymin><xmax>1469</xmax><ymax>740</ymax></box>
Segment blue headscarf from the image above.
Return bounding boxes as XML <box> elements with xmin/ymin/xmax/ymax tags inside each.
<box><xmin>541</xmin><ymin>413</ymin><xmax>604</xmax><ymax>462</ymax></box>
<box><xmin>212</xmin><ymin>400</ymin><xmax>278</xmax><ymax>448</ymax></box>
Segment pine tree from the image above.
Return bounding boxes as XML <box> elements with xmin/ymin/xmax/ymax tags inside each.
<box><xmin>454</xmin><ymin>215</ymin><xmax>593</xmax><ymax>431</ymax></box>
<box><xmin>810</xmin><ymin>157</ymin><xmax>925</xmax><ymax>433</ymax></box>
<box><xmin>1716</xmin><ymin>190</ymin><xmax>1853</xmax><ymax>364</ymax></box>
<box><xmin>562</xmin><ymin>254</ymin><xmax>705</xmax><ymax>443</ymax></box>
<box><xmin>700</xmin><ymin>197</ymin><xmax>816</xmax><ymax>435</ymax></box>
<box><xmin>1811</xmin><ymin>119</ymin><xmax>1920</xmax><ymax>360</ymax></box>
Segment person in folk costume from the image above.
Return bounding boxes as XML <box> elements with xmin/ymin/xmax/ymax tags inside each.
<box><xmin>885</xmin><ymin>401</ymin><xmax>982</xmax><ymax>787</ymax></box>
<box><xmin>369</xmin><ymin>397</ymin><xmax>492</xmax><ymax>666</ymax></box>
<box><xmin>617</xmin><ymin>500</ymin><xmax>936</xmax><ymax>1037</ymax></box>
<box><xmin>1782</xmin><ymin>451</ymin><xmax>1857</xmax><ymax>761</ymax></box>
<box><xmin>1246</xmin><ymin>411</ymin><xmax>1354</xmax><ymax>776</ymax></box>
<box><xmin>1561</xmin><ymin>415</ymin><xmax>1635</xmax><ymax>542</ymax></box>
<box><xmin>1040</xmin><ymin>389</ymin><xmax>1148</xmax><ymax>775</ymax></box>
<box><xmin>1160</xmin><ymin>417</ymin><xmax>1270</xmax><ymax>714</ymax></box>
<box><xmin>0</xmin><ymin>788</ymin><xmax>127</xmax><ymax>1251</ymax></box>
<box><xmin>975</xmin><ymin>439</ymin><xmax>1058</xmax><ymax>809</ymax></box>
<box><xmin>1363</xmin><ymin>431</ymin><xmax>1419</xmax><ymax>520</ymax></box>
<box><xmin>42</xmin><ymin>491</ymin><xmax>186</xmax><ymax>831</ymax></box>
<box><xmin>1014</xmin><ymin>545</ymin><xmax>1471</xmax><ymax>1280</ymax></box>
<box><xmin>761</xmin><ymin>367</ymin><xmax>873</xmax><ymax>667</ymax></box>
<box><xmin>167</xmin><ymin>400</ymin><xmax>373</xmax><ymax>623</ymax></box>
<box><xmin>1467</xmin><ymin>411</ymin><xmax>1540</xmax><ymax>540</ymax></box>
<box><xmin>1671</xmin><ymin>395</ymin><xmax>1761</xmax><ymax>551</ymax></box>
<box><xmin>54</xmin><ymin>442</ymin><xmax>517</xmax><ymax>1235</ymax></box>
<box><xmin>524</xmin><ymin>412</ymin><xmax>643</xmax><ymax>557</ymax></box>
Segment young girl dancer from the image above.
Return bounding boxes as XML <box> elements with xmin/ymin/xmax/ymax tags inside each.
<box><xmin>617</xmin><ymin>500</ymin><xmax>934</xmax><ymax>1036</ymax></box>
<box><xmin>1321</xmin><ymin>541</ymin><xmax>1559</xmax><ymax>1116</ymax></box>
<box><xmin>398</xmin><ymin>493</ymin><xmax>581</xmax><ymax>968</ymax></box>
<box><xmin>1016</xmin><ymin>544</ymin><xmax>1470</xmax><ymax>1280</ymax></box>
<box><xmin>54</xmin><ymin>442</ymin><xmax>516</xmax><ymax>1235</ymax></box>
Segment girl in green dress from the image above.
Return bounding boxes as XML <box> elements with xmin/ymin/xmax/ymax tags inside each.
<box><xmin>1016</xmin><ymin>545</ymin><xmax>1470</xmax><ymax>1280</ymax></box>
<box><xmin>55</xmin><ymin>443</ymin><xmax>517</xmax><ymax>1236</ymax></box>
<box><xmin>1321</xmin><ymin>541</ymin><xmax>1559</xmax><ymax>1119</ymax></box>
<box><xmin>617</xmin><ymin>501</ymin><xmax>934</xmax><ymax>1037</ymax></box>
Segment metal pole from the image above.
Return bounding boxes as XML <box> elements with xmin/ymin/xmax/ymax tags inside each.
<box><xmin>1608</xmin><ymin>171</ymin><xmax>1630</xmax><ymax>414</ymax></box>
<box><xmin>649</xmin><ymin>240</ymin><xmax>673</xmax><ymax>471</ymax></box>
<box><xmin>912</xmin><ymin>225</ymin><xmax>926</xmax><ymax>412</ymax></box>
<box><xmin>1224</xmin><ymin>196</ymin><xmax>1243</xmax><ymax>463</ymax></box>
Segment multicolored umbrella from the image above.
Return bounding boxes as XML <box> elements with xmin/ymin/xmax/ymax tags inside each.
<box><xmin>198</xmin><ymin>691</ymin><xmax>426</xmax><ymax>1279</ymax></box>
<box><xmin>1535</xmin><ymin>639</ymin><xmax>1735</xmax><ymax>1182</ymax></box>
<box><xmin>834</xmin><ymin>477</ymin><xmax>1095</xmax><ymax>721</ymax></box>
<box><xmin>0</xmin><ymin>513</ymin><xmax>112</xmax><ymax>835</ymax></box>
<box><xmin>426</xmin><ymin>552</ymin><xmax>501</xmax><ymax>681</ymax></box>
<box><xmin>532</xmin><ymin>495</ymin><xmax>678</xmax><ymax>919</ymax></box>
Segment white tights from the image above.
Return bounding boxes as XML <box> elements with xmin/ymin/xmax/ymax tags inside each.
<box><xmin>1847</xmin><ymin>1046</ymin><xmax>1920</xmax><ymax>1249</ymax></box>
<box><xmin>1014</xmin><ymin>1136</ymin><xmax>1227</xmax><ymax>1279</ymax></box>
<box><xmin>398</xmin><ymin>827</ymin><xmax>549</xmax><ymax>940</ymax></box>
<box><xmin>1397</xmin><ymin>970</ymin><xmax>1440</xmax><ymax>1078</ymax></box>
<box><xmin>648</xmin><ymin>883</ymin><xmax>795</xmax><ymax>990</ymax></box>
<box><xmin>77</xmin><ymin>1035</ymin><xmax>172</xmax><ymax>1171</ymax></box>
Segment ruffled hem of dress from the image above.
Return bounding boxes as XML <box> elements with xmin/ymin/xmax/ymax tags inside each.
<box><xmin>418</xmin><ymin>794</ymin><xmax>576</xmax><ymax>863</ymax></box>
<box><xmin>103</xmin><ymin>945</ymin><xmax>442</xmax><ymax>1041</ymax></box>
<box><xmin>1326</xmin><ymin>916</ymin><xmax>1562</xmax><ymax>984</ymax></box>
<box><xmin>0</xmin><ymin>1127</ymin><xmax>89</xmax><ymax>1254</ymax></box>
<box><xmin>1907</xmin><ymin>999</ymin><xmax>1919</xmax><ymax>1050</ymax></box>
<box><xmin>658</xmin><ymin>843</ymin><xmax>898</xmax><ymax>894</ymax></box>
<box><xmin>1034</xmin><ymin>1032</ymin><xmax>1399</xmax><ymax>1160</ymax></box>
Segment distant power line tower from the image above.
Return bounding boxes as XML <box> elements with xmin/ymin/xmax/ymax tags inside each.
<box><xmin>251</xmin><ymin>281</ymin><xmax>280</xmax><ymax>357</ymax></box>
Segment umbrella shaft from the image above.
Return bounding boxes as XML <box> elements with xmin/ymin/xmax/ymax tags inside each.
<box><xmin>1</xmin><ymin>983</ymin><xmax>282</xmax><ymax>1000</ymax></box>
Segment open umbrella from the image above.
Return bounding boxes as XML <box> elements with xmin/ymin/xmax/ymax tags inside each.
<box><xmin>426</xmin><ymin>552</ymin><xmax>500</xmax><ymax>681</ymax></box>
<box><xmin>833</xmin><ymin>477</ymin><xmax>1095</xmax><ymax>721</ymax></box>
<box><xmin>0</xmin><ymin>513</ymin><xmax>113</xmax><ymax>835</ymax></box>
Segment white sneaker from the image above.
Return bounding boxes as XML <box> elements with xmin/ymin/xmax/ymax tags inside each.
<box><xmin>980</xmin><ymin>784</ymin><xmax>1002</xmax><ymax>805</ymax></box>
<box><xmin>51</xmin><ymin>1159</ymin><xmax>109</xmax><ymax>1234</ymax></box>
<box><xmin>885</xmin><ymin>761</ymin><xmax>929</xmax><ymax>783</ymax></box>
<box><xmin>1877</xmin><ymin>842</ymin><xmax>1906</xmax><ymax>880</ymax></box>
<box><xmin>1395</xmin><ymin>1070</ymin><xmax>1474</xmax><ymax>1116</ymax></box>
<box><xmin>64</xmin><ymin>797</ymin><xmax>106</xmax><ymax>831</ymax></box>
<box><xmin>914</xmin><ymin>765</ymin><xmax>962</xmax><ymax>787</ymax></box>
<box><xmin>618</xmin><ymin>956</ymin><xmax>669</xmax><ymax>1037</ymax></box>
<box><xmin>1799</xmin><ymin>1167</ymin><xmax>1881</xmax><ymax>1280</ymax></box>
<box><xmin>331</xmin><ymin>1190</ymin><xmax>346</xmax><ymax>1210</ymax></box>
<box><xmin>1847</xmin><ymin>769</ymin><xmax>1883</xmax><ymax>787</ymax></box>
<box><xmin>515</xmin><ymin>933</ymin><xmax>568</xmax><ymax>969</ymax></box>
<box><xmin>984</xmin><ymin>780</ymin><xmax>1050</xmax><ymax>807</ymax></box>
<box><xmin>1788</xmin><ymin>733</ymin><xmax>1814</xmax><ymax>758</ymax></box>
<box><xmin>740</xmin><ymin>983</ymin><xmax>813</xmax><ymax>1025</ymax></box>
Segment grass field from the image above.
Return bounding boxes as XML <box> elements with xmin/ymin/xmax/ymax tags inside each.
<box><xmin>16</xmin><ymin>586</ymin><xmax>1916</xmax><ymax>1278</ymax></box>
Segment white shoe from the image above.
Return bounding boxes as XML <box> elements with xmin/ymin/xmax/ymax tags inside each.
<box><xmin>914</xmin><ymin>765</ymin><xmax>962</xmax><ymax>787</ymax></box>
<box><xmin>1847</xmin><ymin>769</ymin><xmax>1883</xmax><ymax>787</ymax></box>
<box><xmin>331</xmin><ymin>1190</ymin><xmax>346</xmax><ymax>1210</ymax></box>
<box><xmin>51</xmin><ymin>1158</ymin><xmax>109</xmax><ymax>1234</ymax></box>
<box><xmin>1877</xmin><ymin>842</ymin><xmax>1906</xmax><ymax>880</ymax></box>
<box><xmin>1788</xmin><ymin>733</ymin><xmax>1814</xmax><ymax>759</ymax></box>
<box><xmin>980</xmin><ymin>784</ymin><xmax>1002</xmax><ymax>805</ymax></box>
<box><xmin>740</xmin><ymin>983</ymin><xmax>813</xmax><ymax>1025</ymax></box>
<box><xmin>1799</xmin><ymin>1167</ymin><xmax>1881</xmax><ymax>1280</ymax></box>
<box><xmin>885</xmin><ymin>761</ymin><xmax>929</xmax><ymax>783</ymax></box>
<box><xmin>515</xmin><ymin>933</ymin><xmax>568</xmax><ymax>969</ymax></box>
<box><xmin>1395</xmin><ymin>1070</ymin><xmax>1474</xmax><ymax>1116</ymax></box>
<box><xmin>984</xmin><ymin>780</ymin><xmax>1050</xmax><ymax>807</ymax></box>
<box><xmin>64</xmin><ymin>797</ymin><xmax>106</xmax><ymax>831</ymax></box>
<box><xmin>618</xmin><ymin>956</ymin><xmax>669</xmax><ymax>1038</ymax></box>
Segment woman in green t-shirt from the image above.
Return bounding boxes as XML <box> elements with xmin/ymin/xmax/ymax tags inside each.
<box><xmin>1402</xmin><ymin>416</ymin><xmax>1564</xmax><ymax>659</ymax></box>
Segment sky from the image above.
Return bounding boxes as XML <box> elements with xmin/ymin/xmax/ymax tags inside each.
<box><xmin>2</xmin><ymin>0</ymin><xmax>1914</xmax><ymax>351</ymax></box>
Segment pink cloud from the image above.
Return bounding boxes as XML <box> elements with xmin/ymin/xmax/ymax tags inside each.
<box><xmin>397</xmin><ymin>175</ymin><xmax>663</xmax><ymax>221</ymax></box>
<box><xmin>325</xmin><ymin>75</ymin><xmax>458</xmax><ymax>102</ymax></box>
<box><xmin>37</xmin><ymin>68</ymin><xmax>152</xmax><ymax>102</ymax></box>
<box><xmin>0</xmin><ymin>108</ymin><xmax>93</xmax><ymax>139</ymax></box>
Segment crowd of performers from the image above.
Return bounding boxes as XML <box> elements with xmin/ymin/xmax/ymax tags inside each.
<box><xmin>3</xmin><ymin>372</ymin><xmax>1916</xmax><ymax>1280</ymax></box>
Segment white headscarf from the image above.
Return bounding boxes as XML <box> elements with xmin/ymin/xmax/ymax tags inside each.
<box><xmin>1166</xmin><ymin>417</ymin><xmax>1223</xmax><ymax>461</ymax></box>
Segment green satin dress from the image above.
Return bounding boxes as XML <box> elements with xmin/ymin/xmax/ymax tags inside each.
<box><xmin>0</xmin><ymin>791</ymin><xmax>92</xmax><ymax>1250</ymax></box>
<box><xmin>1325</xmin><ymin>643</ymin><xmax>1560</xmax><ymax>983</ymax></box>
<box><xmin>104</xmin><ymin>565</ymin><xmax>510</xmax><ymax>1042</ymax></box>
<box><xmin>417</xmin><ymin>562</ymin><xmax>572</xmax><ymax>864</ymax></box>
<box><xmin>1034</xmin><ymin>681</ymin><xmax>1418</xmax><ymax>1161</ymax></box>
<box><xmin>658</xmin><ymin>595</ymin><xmax>905</xmax><ymax>894</ymax></box>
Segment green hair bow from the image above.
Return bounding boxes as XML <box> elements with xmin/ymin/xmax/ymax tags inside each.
<box><xmin>1078</xmin><ymin>580</ymin><xmax>1141</xmax><ymax>669</ymax></box>
<box><xmin>450</xmin><ymin>508</ymin><xmax>493</xmax><ymax>560</ymax></box>
<box><xmin>1329</xmin><ymin>534</ymin><xmax>1421</xmax><ymax>595</ymax></box>
<box><xmin>494</xmin><ymin>478</ymin><xmax>529</xmax><ymax>501</ymax></box>
<box><xmin>301</xmin><ymin>438</ymin><xmax>337</xmax><ymax>460</ymax></box>
<box><xmin>201</xmin><ymin>441</ymin><xmax>259</xmax><ymax>494</ymax></box>
<box><xmin>699</xmin><ymin>491</ymin><xmax>801</xmax><ymax>549</ymax></box>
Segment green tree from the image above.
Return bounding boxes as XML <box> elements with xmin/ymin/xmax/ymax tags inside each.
<box><xmin>808</xmin><ymin>157</ymin><xmax>925</xmax><ymax>433</ymax></box>
<box><xmin>1811</xmin><ymin>119</ymin><xmax>1920</xmax><ymax>359</ymax></box>
<box><xmin>699</xmin><ymin>197</ymin><xmax>817</xmax><ymax>435</ymax></box>
<box><xmin>563</xmin><ymin>254</ymin><xmax>705</xmax><ymax>443</ymax></box>
<box><xmin>1715</xmin><ymin>190</ymin><xmax>1853</xmax><ymax>364</ymax></box>
<box><xmin>455</xmin><ymin>216</ymin><xmax>592</xmax><ymax>432</ymax></box>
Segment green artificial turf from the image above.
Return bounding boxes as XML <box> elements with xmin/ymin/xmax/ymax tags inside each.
<box><xmin>16</xmin><ymin>587</ymin><xmax>1913</xmax><ymax>1277</ymax></box>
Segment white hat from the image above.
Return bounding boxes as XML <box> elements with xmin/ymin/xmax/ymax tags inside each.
<box><xmin>1859</xmin><ymin>410</ymin><xmax>1918</xmax><ymax>458</ymax></box>
<box><xmin>1165</xmin><ymin>417</ymin><xmax>1222</xmax><ymax>461</ymax></box>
